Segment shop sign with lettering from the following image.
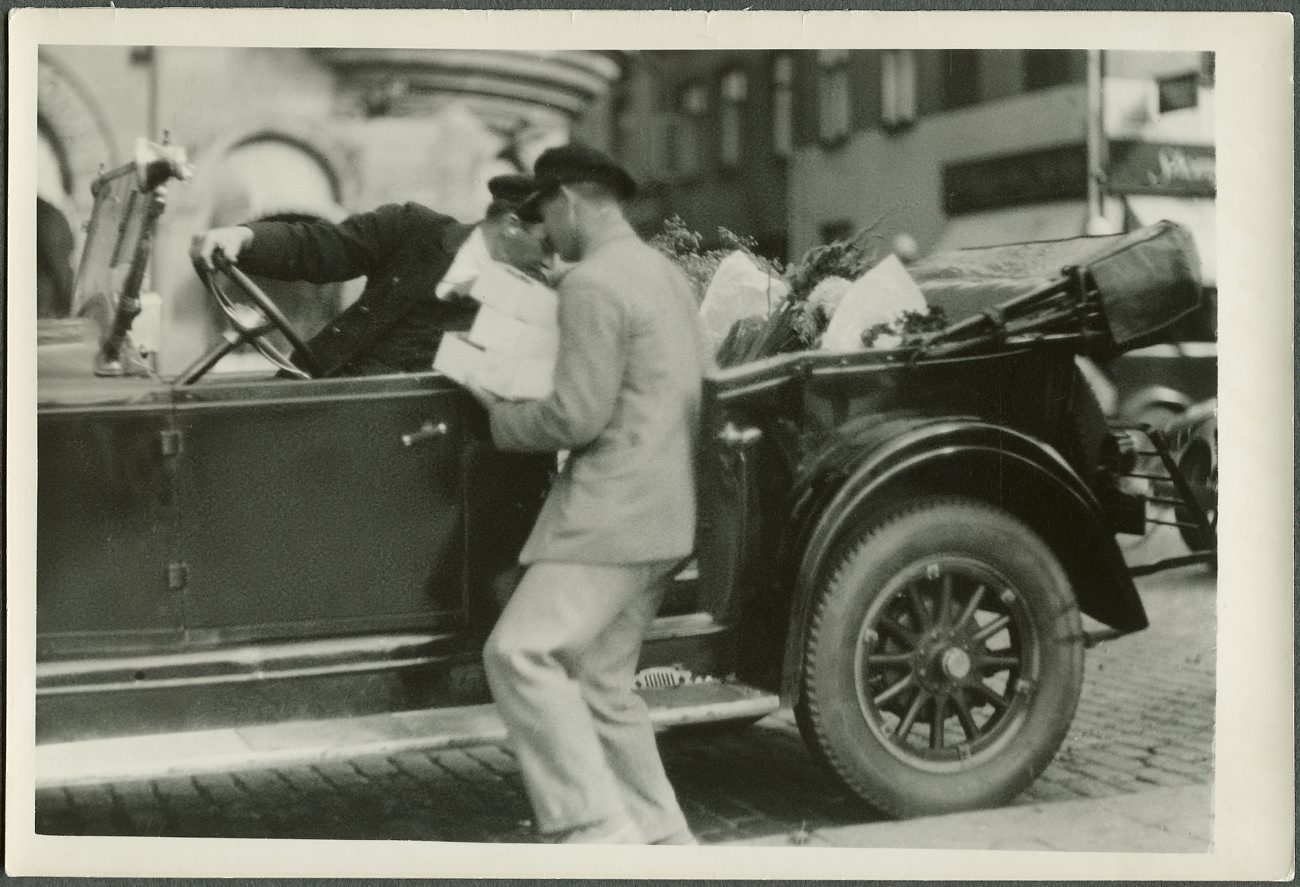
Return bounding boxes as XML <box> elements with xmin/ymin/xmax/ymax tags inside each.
<box><xmin>942</xmin><ymin>144</ymin><xmax>1088</xmax><ymax>215</ymax></box>
<box><xmin>1107</xmin><ymin>141</ymin><xmax>1216</xmax><ymax>197</ymax></box>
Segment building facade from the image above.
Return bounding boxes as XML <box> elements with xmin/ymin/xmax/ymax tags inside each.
<box><xmin>608</xmin><ymin>49</ymin><xmax>1215</xmax><ymax>314</ymax></box>
<box><xmin>610</xmin><ymin>51</ymin><xmax>793</xmax><ymax>260</ymax></box>
<box><xmin>785</xmin><ymin>50</ymin><xmax>1214</xmax><ymax>267</ymax></box>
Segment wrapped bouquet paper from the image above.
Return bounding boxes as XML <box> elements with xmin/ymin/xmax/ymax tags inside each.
<box><xmin>435</xmin><ymin>333</ymin><xmax>555</xmax><ymax>400</ymax></box>
<box><xmin>820</xmin><ymin>254</ymin><xmax>928</xmax><ymax>352</ymax></box>
<box><xmin>471</xmin><ymin>263</ymin><xmax>559</xmax><ymax>327</ymax></box>
<box><xmin>698</xmin><ymin>250</ymin><xmax>789</xmax><ymax>351</ymax></box>
<box><xmin>433</xmin><ymin>263</ymin><xmax>558</xmax><ymax>400</ymax></box>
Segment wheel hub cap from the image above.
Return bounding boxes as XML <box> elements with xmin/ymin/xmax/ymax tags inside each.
<box><xmin>940</xmin><ymin>647</ymin><xmax>972</xmax><ymax>680</ymax></box>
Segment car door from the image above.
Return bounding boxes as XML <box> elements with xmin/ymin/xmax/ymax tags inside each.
<box><xmin>172</xmin><ymin>373</ymin><xmax>468</xmax><ymax>641</ymax></box>
<box><xmin>37</xmin><ymin>396</ymin><xmax>184</xmax><ymax>655</ymax></box>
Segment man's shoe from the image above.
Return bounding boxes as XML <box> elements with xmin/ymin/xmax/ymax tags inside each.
<box><xmin>651</xmin><ymin>830</ymin><xmax>698</xmax><ymax>845</ymax></box>
<box><xmin>544</xmin><ymin>819</ymin><xmax>645</xmax><ymax>844</ymax></box>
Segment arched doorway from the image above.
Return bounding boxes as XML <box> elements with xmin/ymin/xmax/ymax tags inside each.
<box><xmin>36</xmin><ymin>125</ymin><xmax>81</xmax><ymax>320</ymax></box>
<box><xmin>192</xmin><ymin>130</ymin><xmax>358</xmax><ymax>366</ymax></box>
<box><xmin>206</xmin><ymin>135</ymin><xmax>356</xmax><ymax>348</ymax></box>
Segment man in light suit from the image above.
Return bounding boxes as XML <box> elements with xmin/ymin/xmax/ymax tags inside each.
<box><xmin>466</xmin><ymin>145</ymin><xmax>709</xmax><ymax>844</ymax></box>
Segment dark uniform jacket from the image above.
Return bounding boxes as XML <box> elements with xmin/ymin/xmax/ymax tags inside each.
<box><xmin>240</xmin><ymin>203</ymin><xmax>475</xmax><ymax>377</ymax></box>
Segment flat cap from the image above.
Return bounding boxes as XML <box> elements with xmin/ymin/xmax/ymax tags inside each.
<box><xmin>486</xmin><ymin>173</ymin><xmax>537</xmax><ymax>209</ymax></box>
<box><xmin>518</xmin><ymin>143</ymin><xmax>636</xmax><ymax>221</ymax></box>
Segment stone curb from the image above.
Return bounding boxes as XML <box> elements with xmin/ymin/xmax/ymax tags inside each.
<box><xmin>719</xmin><ymin>783</ymin><xmax>1213</xmax><ymax>852</ymax></box>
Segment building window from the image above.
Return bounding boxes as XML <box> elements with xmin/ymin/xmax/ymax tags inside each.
<box><xmin>671</xmin><ymin>81</ymin><xmax>707</xmax><ymax>178</ymax></box>
<box><xmin>940</xmin><ymin>49</ymin><xmax>980</xmax><ymax>109</ymax></box>
<box><xmin>1023</xmin><ymin>50</ymin><xmax>1077</xmax><ymax>91</ymax></box>
<box><xmin>817</xmin><ymin>49</ymin><xmax>851</xmax><ymax>145</ymax></box>
<box><xmin>881</xmin><ymin>49</ymin><xmax>917</xmax><ymax>130</ymax></box>
<box><xmin>719</xmin><ymin>69</ymin><xmax>748</xmax><ymax>169</ymax></box>
<box><xmin>772</xmin><ymin>53</ymin><xmax>794</xmax><ymax>158</ymax></box>
<box><xmin>1158</xmin><ymin>71</ymin><xmax>1200</xmax><ymax>114</ymax></box>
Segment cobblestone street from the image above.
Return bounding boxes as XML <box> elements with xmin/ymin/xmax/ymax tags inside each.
<box><xmin>34</xmin><ymin>563</ymin><xmax>1215</xmax><ymax>846</ymax></box>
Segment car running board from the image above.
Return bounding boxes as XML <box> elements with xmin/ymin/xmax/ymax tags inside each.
<box><xmin>34</xmin><ymin>681</ymin><xmax>779</xmax><ymax>788</ymax></box>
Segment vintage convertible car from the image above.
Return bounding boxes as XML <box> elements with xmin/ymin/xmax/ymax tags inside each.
<box><xmin>33</xmin><ymin>141</ymin><xmax>1215</xmax><ymax>819</ymax></box>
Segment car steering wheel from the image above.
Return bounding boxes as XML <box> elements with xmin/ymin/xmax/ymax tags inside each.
<box><xmin>191</xmin><ymin>251</ymin><xmax>323</xmax><ymax>380</ymax></box>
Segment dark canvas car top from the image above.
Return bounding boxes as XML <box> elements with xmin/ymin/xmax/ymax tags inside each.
<box><xmin>911</xmin><ymin>221</ymin><xmax>1203</xmax><ymax>350</ymax></box>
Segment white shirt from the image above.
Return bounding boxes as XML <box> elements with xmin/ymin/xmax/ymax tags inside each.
<box><xmin>434</xmin><ymin>226</ymin><xmax>493</xmax><ymax>300</ymax></box>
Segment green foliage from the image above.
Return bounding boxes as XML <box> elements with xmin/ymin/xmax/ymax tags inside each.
<box><xmin>649</xmin><ymin>215</ymin><xmax>783</xmax><ymax>303</ymax></box>
<box><xmin>765</xmin><ymin>222</ymin><xmax>887</xmax><ymax>351</ymax></box>
<box><xmin>783</xmin><ymin>226</ymin><xmax>885</xmax><ymax>303</ymax></box>
<box><xmin>861</xmin><ymin>306</ymin><xmax>950</xmax><ymax>348</ymax></box>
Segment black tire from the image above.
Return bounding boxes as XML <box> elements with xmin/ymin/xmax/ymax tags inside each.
<box><xmin>1175</xmin><ymin>441</ymin><xmax>1217</xmax><ymax>556</ymax></box>
<box><xmin>799</xmin><ymin>496</ymin><xmax>1084</xmax><ymax>818</ymax></box>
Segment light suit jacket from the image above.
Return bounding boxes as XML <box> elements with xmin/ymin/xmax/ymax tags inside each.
<box><xmin>488</xmin><ymin>234</ymin><xmax>710</xmax><ymax>565</ymax></box>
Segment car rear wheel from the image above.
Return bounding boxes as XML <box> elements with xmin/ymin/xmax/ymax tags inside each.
<box><xmin>798</xmin><ymin>496</ymin><xmax>1084</xmax><ymax>818</ymax></box>
<box><xmin>1175</xmin><ymin>440</ymin><xmax>1217</xmax><ymax>555</ymax></box>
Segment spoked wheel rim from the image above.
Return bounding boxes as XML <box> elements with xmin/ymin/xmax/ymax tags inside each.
<box><xmin>852</xmin><ymin>556</ymin><xmax>1042</xmax><ymax>773</ymax></box>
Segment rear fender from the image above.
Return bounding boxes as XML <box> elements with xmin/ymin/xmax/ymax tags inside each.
<box><xmin>773</xmin><ymin>416</ymin><xmax>1147</xmax><ymax>705</ymax></box>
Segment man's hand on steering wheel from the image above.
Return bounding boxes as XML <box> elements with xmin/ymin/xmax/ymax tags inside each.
<box><xmin>188</xmin><ymin>229</ymin><xmax>323</xmax><ymax>381</ymax></box>
<box><xmin>190</xmin><ymin>226</ymin><xmax>255</xmax><ymax>270</ymax></box>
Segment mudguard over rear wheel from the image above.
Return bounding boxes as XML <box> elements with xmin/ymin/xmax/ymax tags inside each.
<box><xmin>797</xmin><ymin>496</ymin><xmax>1084</xmax><ymax>818</ymax></box>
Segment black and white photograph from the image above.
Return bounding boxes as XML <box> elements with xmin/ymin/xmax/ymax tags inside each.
<box><xmin>6</xmin><ymin>7</ymin><xmax>1292</xmax><ymax>881</ymax></box>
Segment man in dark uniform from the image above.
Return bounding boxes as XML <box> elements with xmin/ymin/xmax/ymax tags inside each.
<box><xmin>189</xmin><ymin>174</ymin><xmax>550</xmax><ymax>377</ymax></box>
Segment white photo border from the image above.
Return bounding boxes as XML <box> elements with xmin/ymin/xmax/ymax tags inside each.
<box><xmin>7</xmin><ymin>7</ymin><xmax>1294</xmax><ymax>880</ymax></box>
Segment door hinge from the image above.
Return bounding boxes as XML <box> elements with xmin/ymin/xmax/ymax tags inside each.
<box><xmin>166</xmin><ymin>561</ymin><xmax>189</xmax><ymax>592</ymax></box>
<box><xmin>159</xmin><ymin>428</ymin><xmax>183</xmax><ymax>457</ymax></box>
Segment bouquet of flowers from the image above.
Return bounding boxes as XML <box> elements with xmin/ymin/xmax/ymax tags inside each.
<box><xmin>648</xmin><ymin>216</ymin><xmax>781</xmax><ymax>303</ymax></box>
<box><xmin>651</xmin><ymin>217</ymin><xmax>948</xmax><ymax>367</ymax></box>
<box><xmin>748</xmin><ymin>229</ymin><xmax>885</xmax><ymax>361</ymax></box>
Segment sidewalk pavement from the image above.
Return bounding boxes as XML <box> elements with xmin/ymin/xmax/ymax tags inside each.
<box><xmin>720</xmin><ymin>783</ymin><xmax>1213</xmax><ymax>852</ymax></box>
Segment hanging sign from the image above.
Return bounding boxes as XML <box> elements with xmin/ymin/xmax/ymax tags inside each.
<box><xmin>1107</xmin><ymin>141</ymin><xmax>1216</xmax><ymax>197</ymax></box>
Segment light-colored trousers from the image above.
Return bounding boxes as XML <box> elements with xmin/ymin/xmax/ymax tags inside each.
<box><xmin>482</xmin><ymin>559</ymin><xmax>691</xmax><ymax>843</ymax></box>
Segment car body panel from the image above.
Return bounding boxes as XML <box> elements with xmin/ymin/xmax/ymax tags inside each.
<box><xmin>173</xmin><ymin>376</ymin><xmax>468</xmax><ymax>640</ymax></box>
<box><xmin>696</xmin><ymin>340</ymin><xmax>1146</xmax><ymax>698</ymax></box>
<box><xmin>38</xmin><ymin>402</ymin><xmax>183</xmax><ymax>651</ymax></box>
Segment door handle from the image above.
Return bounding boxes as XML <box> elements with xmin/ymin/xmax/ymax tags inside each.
<box><xmin>401</xmin><ymin>420</ymin><xmax>449</xmax><ymax>447</ymax></box>
<box><xmin>717</xmin><ymin>421</ymin><xmax>762</xmax><ymax>449</ymax></box>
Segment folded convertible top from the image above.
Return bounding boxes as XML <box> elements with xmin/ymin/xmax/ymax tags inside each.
<box><xmin>911</xmin><ymin>221</ymin><xmax>1204</xmax><ymax>351</ymax></box>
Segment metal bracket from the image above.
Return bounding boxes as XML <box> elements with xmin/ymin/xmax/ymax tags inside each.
<box><xmin>166</xmin><ymin>562</ymin><xmax>189</xmax><ymax>592</ymax></box>
<box><xmin>159</xmin><ymin>428</ymin><xmax>183</xmax><ymax>458</ymax></box>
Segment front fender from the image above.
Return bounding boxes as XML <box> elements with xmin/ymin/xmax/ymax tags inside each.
<box><xmin>775</xmin><ymin>415</ymin><xmax>1147</xmax><ymax>704</ymax></box>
